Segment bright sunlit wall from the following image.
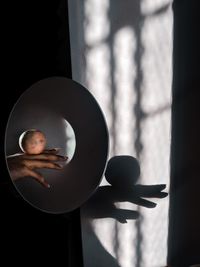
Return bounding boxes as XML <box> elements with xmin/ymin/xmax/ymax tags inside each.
<box><xmin>68</xmin><ymin>0</ymin><xmax>173</xmax><ymax>266</ymax></box>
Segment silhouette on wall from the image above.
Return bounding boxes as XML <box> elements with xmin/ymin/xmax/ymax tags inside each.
<box><xmin>84</xmin><ymin>156</ymin><xmax>167</xmax><ymax>221</ymax></box>
<box><xmin>81</xmin><ymin>156</ymin><xmax>168</xmax><ymax>267</ymax></box>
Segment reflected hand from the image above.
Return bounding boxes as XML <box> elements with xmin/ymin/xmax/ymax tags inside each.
<box><xmin>7</xmin><ymin>149</ymin><xmax>68</xmax><ymax>188</ymax></box>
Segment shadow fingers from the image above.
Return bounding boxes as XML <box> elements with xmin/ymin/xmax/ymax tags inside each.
<box><xmin>129</xmin><ymin>197</ymin><xmax>157</xmax><ymax>208</ymax></box>
<box><xmin>116</xmin><ymin>209</ymin><xmax>139</xmax><ymax>223</ymax></box>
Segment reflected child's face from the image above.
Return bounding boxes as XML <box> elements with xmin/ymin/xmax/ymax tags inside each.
<box><xmin>19</xmin><ymin>130</ymin><xmax>46</xmax><ymax>155</ymax></box>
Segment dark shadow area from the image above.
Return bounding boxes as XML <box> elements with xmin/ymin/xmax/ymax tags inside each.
<box><xmin>1</xmin><ymin>1</ymin><xmax>83</xmax><ymax>266</ymax></box>
<box><xmin>168</xmin><ymin>0</ymin><xmax>200</xmax><ymax>266</ymax></box>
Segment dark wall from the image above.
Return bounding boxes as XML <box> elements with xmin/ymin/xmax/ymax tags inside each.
<box><xmin>1</xmin><ymin>1</ymin><xmax>83</xmax><ymax>266</ymax></box>
<box><xmin>168</xmin><ymin>0</ymin><xmax>200</xmax><ymax>266</ymax></box>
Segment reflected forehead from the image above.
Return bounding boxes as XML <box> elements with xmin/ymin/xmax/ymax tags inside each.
<box><xmin>25</xmin><ymin>131</ymin><xmax>45</xmax><ymax>141</ymax></box>
<box><xmin>33</xmin><ymin>132</ymin><xmax>45</xmax><ymax>139</ymax></box>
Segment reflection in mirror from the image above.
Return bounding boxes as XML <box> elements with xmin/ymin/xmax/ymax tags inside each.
<box><xmin>5</xmin><ymin>77</ymin><xmax>109</xmax><ymax>213</ymax></box>
<box><xmin>17</xmin><ymin>122</ymin><xmax>76</xmax><ymax>163</ymax></box>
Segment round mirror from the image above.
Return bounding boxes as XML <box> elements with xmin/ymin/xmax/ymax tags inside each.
<box><xmin>5</xmin><ymin>77</ymin><xmax>109</xmax><ymax>214</ymax></box>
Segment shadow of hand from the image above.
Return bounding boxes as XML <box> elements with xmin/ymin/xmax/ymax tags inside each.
<box><xmin>120</xmin><ymin>184</ymin><xmax>168</xmax><ymax>208</ymax></box>
<box><xmin>84</xmin><ymin>183</ymin><xmax>167</xmax><ymax>223</ymax></box>
<box><xmin>83</xmin><ymin>156</ymin><xmax>168</xmax><ymax>223</ymax></box>
<box><xmin>83</xmin><ymin>185</ymin><xmax>139</xmax><ymax>223</ymax></box>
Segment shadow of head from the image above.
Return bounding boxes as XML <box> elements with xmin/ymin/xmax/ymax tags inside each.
<box><xmin>105</xmin><ymin>155</ymin><xmax>140</xmax><ymax>188</ymax></box>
